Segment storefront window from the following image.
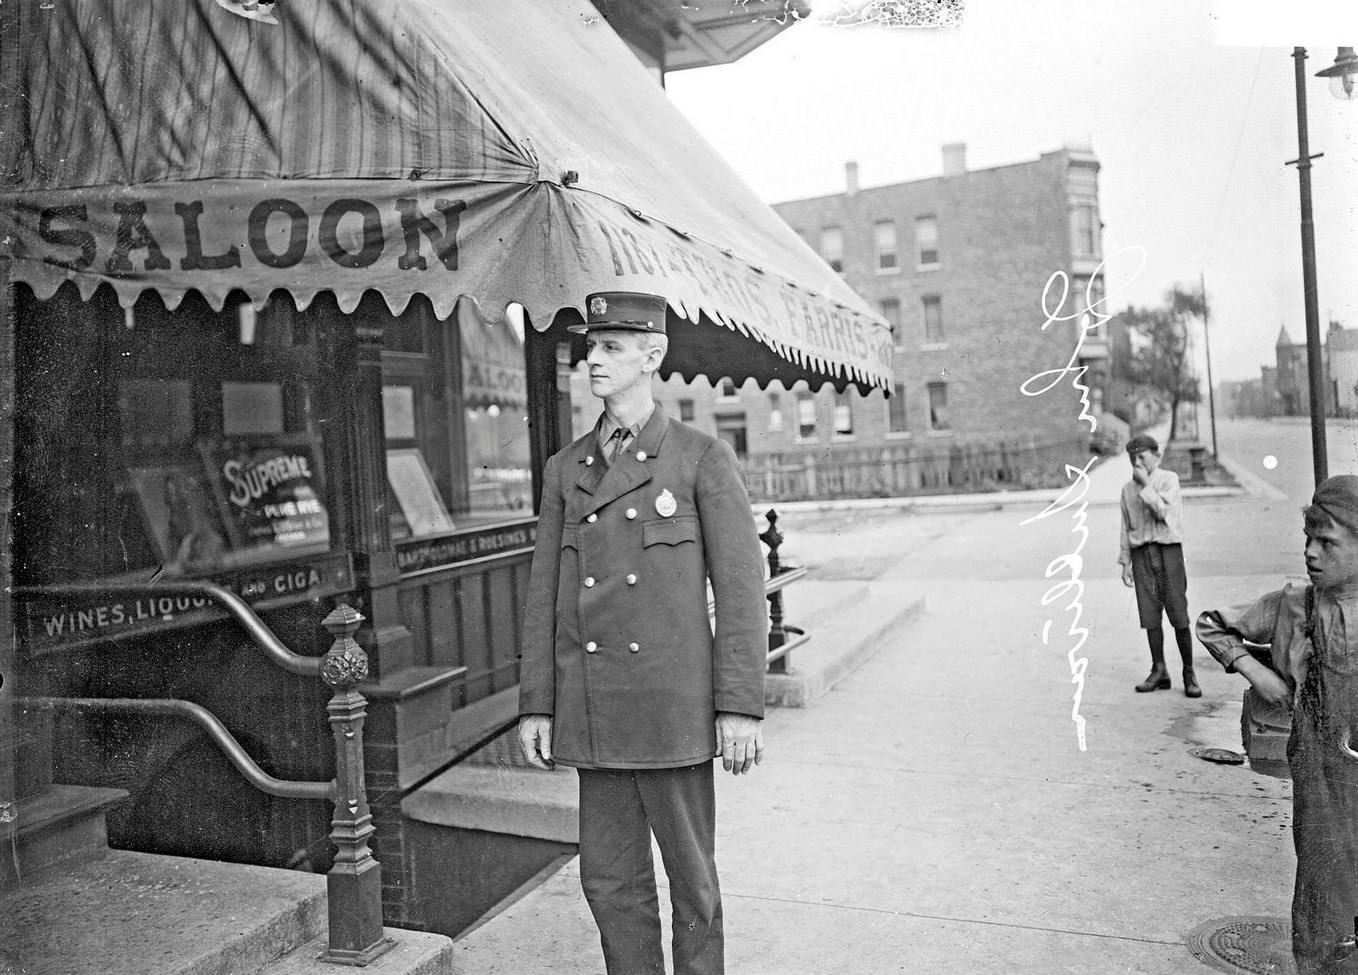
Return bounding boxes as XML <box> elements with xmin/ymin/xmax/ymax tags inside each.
<box><xmin>15</xmin><ymin>284</ymin><xmax>328</xmax><ymax>585</ymax></box>
<box><xmin>380</xmin><ymin>298</ymin><xmax>532</xmax><ymax>544</ymax></box>
<box><xmin>455</xmin><ymin>300</ymin><xmax>532</xmax><ymax>521</ymax></box>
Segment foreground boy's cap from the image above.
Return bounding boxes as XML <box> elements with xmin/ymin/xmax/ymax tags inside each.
<box><xmin>1312</xmin><ymin>474</ymin><xmax>1358</xmax><ymax>534</ymax></box>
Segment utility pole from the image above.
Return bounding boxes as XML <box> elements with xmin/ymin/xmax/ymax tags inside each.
<box><xmin>1200</xmin><ymin>273</ymin><xmax>1218</xmax><ymax>458</ymax></box>
<box><xmin>1288</xmin><ymin>46</ymin><xmax>1328</xmax><ymax>486</ymax></box>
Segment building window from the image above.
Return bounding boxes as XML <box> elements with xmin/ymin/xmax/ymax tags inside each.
<box><xmin>796</xmin><ymin>392</ymin><xmax>818</xmax><ymax>440</ymax></box>
<box><xmin>874</xmin><ymin>221</ymin><xmax>898</xmax><ymax>272</ymax></box>
<box><xmin>678</xmin><ymin>398</ymin><xmax>695</xmax><ymax>422</ymax></box>
<box><xmin>915</xmin><ymin>216</ymin><xmax>939</xmax><ymax>268</ymax></box>
<box><xmin>767</xmin><ymin>392</ymin><xmax>784</xmax><ymax>432</ymax></box>
<box><xmin>927</xmin><ymin>382</ymin><xmax>950</xmax><ymax>431</ymax></box>
<box><xmin>879</xmin><ymin>297</ymin><xmax>902</xmax><ymax>336</ymax></box>
<box><xmin>833</xmin><ymin>391</ymin><xmax>854</xmax><ymax>436</ymax></box>
<box><xmin>887</xmin><ymin>382</ymin><xmax>909</xmax><ymax>433</ymax></box>
<box><xmin>717</xmin><ymin>377</ymin><xmax>739</xmax><ymax>400</ymax></box>
<box><xmin>819</xmin><ymin>227</ymin><xmax>844</xmax><ymax>273</ymax></box>
<box><xmin>1071</xmin><ymin>203</ymin><xmax>1099</xmax><ymax>258</ymax></box>
<box><xmin>923</xmin><ymin>295</ymin><xmax>944</xmax><ymax>344</ymax></box>
<box><xmin>717</xmin><ymin>418</ymin><xmax>748</xmax><ymax>459</ymax></box>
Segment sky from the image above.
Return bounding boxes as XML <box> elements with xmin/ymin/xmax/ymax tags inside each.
<box><xmin>665</xmin><ymin>0</ymin><xmax>1358</xmax><ymax>385</ymax></box>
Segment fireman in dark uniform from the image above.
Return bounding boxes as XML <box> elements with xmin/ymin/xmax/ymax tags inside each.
<box><xmin>518</xmin><ymin>291</ymin><xmax>767</xmax><ymax>975</ymax></box>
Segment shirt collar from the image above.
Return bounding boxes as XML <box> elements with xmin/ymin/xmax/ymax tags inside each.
<box><xmin>598</xmin><ymin>405</ymin><xmax>654</xmax><ymax>447</ymax></box>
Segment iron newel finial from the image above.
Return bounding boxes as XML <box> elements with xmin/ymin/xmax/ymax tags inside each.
<box><xmin>317</xmin><ymin>603</ymin><xmax>394</xmax><ymax>965</ymax></box>
<box><xmin>321</xmin><ymin>603</ymin><xmax>369</xmax><ymax>689</ymax></box>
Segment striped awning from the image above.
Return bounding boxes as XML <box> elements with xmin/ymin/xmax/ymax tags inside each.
<box><xmin>0</xmin><ymin>0</ymin><xmax>891</xmax><ymax>391</ymax></box>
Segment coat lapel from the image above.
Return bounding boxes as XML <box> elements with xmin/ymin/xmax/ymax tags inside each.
<box><xmin>569</xmin><ymin>410</ymin><xmax>671</xmax><ymax>519</ymax></box>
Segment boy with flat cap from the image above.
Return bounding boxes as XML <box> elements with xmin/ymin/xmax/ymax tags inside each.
<box><xmin>1119</xmin><ymin>433</ymin><xmax>1199</xmax><ymax>696</ymax></box>
<box><xmin>1197</xmin><ymin>475</ymin><xmax>1358</xmax><ymax>974</ymax></box>
<box><xmin>518</xmin><ymin>291</ymin><xmax>767</xmax><ymax>975</ymax></box>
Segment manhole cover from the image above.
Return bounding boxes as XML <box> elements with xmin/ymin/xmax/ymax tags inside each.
<box><xmin>1187</xmin><ymin>916</ymin><xmax>1295</xmax><ymax>974</ymax></box>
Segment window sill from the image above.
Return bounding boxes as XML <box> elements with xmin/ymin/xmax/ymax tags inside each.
<box><xmin>884</xmin><ymin>431</ymin><xmax>913</xmax><ymax>440</ymax></box>
<box><xmin>920</xmin><ymin>342</ymin><xmax>948</xmax><ymax>352</ymax></box>
<box><xmin>926</xmin><ymin>429</ymin><xmax>954</xmax><ymax>437</ymax></box>
<box><xmin>915</xmin><ymin>262</ymin><xmax>941</xmax><ymax>272</ymax></box>
<box><xmin>875</xmin><ymin>266</ymin><xmax>901</xmax><ymax>275</ymax></box>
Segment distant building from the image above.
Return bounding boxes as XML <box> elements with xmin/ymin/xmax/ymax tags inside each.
<box><xmin>631</xmin><ymin>143</ymin><xmax>1110</xmax><ymax>496</ymax></box>
<box><xmin>1327</xmin><ymin>321</ymin><xmax>1358</xmax><ymax>415</ymax></box>
<box><xmin>1222</xmin><ymin>320</ymin><xmax>1353</xmax><ymax>419</ymax></box>
<box><xmin>1276</xmin><ymin>325</ymin><xmax>1310</xmax><ymax>416</ymax></box>
<box><xmin>1217</xmin><ymin>378</ymin><xmax>1268</xmax><ymax>420</ymax></box>
<box><xmin>1270</xmin><ymin>321</ymin><xmax>1351</xmax><ymax>417</ymax></box>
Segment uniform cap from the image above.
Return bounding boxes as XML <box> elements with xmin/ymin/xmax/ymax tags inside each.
<box><xmin>568</xmin><ymin>292</ymin><xmax>668</xmax><ymax>335</ymax></box>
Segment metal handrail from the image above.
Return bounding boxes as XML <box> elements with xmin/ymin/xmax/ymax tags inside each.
<box><xmin>14</xmin><ymin>580</ymin><xmax>394</xmax><ymax>965</ymax></box>
<box><xmin>1341</xmin><ymin>726</ymin><xmax>1358</xmax><ymax>762</ymax></box>
<box><xmin>22</xmin><ymin>696</ymin><xmax>333</xmax><ymax>801</ymax></box>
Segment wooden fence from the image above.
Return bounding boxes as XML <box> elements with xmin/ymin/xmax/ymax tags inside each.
<box><xmin>742</xmin><ymin>437</ymin><xmax>1090</xmax><ymax>502</ymax></box>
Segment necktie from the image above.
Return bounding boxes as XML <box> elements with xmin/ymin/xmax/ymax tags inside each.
<box><xmin>607</xmin><ymin>428</ymin><xmax>632</xmax><ymax>463</ymax></box>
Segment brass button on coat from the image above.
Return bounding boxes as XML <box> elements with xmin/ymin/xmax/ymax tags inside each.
<box><xmin>586</xmin><ymin>641</ymin><xmax>598</xmax><ymax>653</ymax></box>
<box><xmin>626</xmin><ymin>574</ymin><xmax>637</xmax><ymax>585</ymax></box>
<box><xmin>625</xmin><ymin>508</ymin><xmax>637</xmax><ymax>519</ymax></box>
<box><xmin>636</xmin><ymin>450</ymin><xmax>647</xmax><ymax>461</ymax></box>
<box><xmin>628</xmin><ymin>642</ymin><xmax>640</xmax><ymax>653</ymax></box>
<box><xmin>584</xmin><ymin>577</ymin><xmax>596</xmax><ymax>588</ymax></box>
<box><xmin>586</xmin><ymin>513</ymin><xmax>597</xmax><ymax>523</ymax></box>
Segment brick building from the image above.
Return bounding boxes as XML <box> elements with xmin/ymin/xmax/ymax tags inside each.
<box><xmin>635</xmin><ymin>143</ymin><xmax>1111</xmax><ymax>498</ymax></box>
<box><xmin>1251</xmin><ymin>321</ymin><xmax>1354</xmax><ymax>417</ymax></box>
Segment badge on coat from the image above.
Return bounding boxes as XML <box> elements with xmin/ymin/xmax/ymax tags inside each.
<box><xmin>655</xmin><ymin>489</ymin><xmax>677</xmax><ymax>517</ymax></box>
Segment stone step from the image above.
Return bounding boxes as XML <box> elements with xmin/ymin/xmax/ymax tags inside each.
<box><xmin>1</xmin><ymin>847</ymin><xmax>456</xmax><ymax>975</ymax></box>
<box><xmin>5</xmin><ymin>783</ymin><xmax>129</xmax><ymax>882</ymax></box>
<box><xmin>764</xmin><ymin>579</ymin><xmax>927</xmax><ymax>707</ymax></box>
<box><xmin>258</xmin><ymin>930</ymin><xmax>455</xmax><ymax>975</ymax></box>
<box><xmin>1</xmin><ymin>849</ymin><xmax>328</xmax><ymax>975</ymax></box>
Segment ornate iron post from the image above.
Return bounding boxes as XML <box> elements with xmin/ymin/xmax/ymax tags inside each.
<box><xmin>318</xmin><ymin>604</ymin><xmax>394</xmax><ymax>965</ymax></box>
<box><xmin>760</xmin><ymin>510</ymin><xmax>791</xmax><ymax>675</ymax></box>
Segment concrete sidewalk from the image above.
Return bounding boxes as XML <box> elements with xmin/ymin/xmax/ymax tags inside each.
<box><xmin>451</xmin><ymin>440</ymin><xmax>1289</xmax><ymax>974</ymax></box>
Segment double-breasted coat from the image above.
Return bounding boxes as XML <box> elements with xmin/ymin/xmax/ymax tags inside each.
<box><xmin>519</xmin><ymin>409</ymin><xmax>767</xmax><ymax>769</ymax></box>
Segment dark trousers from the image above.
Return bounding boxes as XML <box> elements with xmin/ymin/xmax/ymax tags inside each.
<box><xmin>1289</xmin><ymin>697</ymin><xmax>1358</xmax><ymax>972</ymax></box>
<box><xmin>1129</xmin><ymin>542</ymin><xmax>1190</xmax><ymax>629</ymax></box>
<box><xmin>577</xmin><ymin>763</ymin><xmax>723</xmax><ymax>975</ymax></box>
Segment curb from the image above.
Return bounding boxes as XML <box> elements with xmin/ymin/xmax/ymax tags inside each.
<box><xmin>1215</xmin><ymin>454</ymin><xmax>1289</xmax><ymax>501</ymax></box>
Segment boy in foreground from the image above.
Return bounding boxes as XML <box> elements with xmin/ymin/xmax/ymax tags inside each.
<box><xmin>1197</xmin><ymin>474</ymin><xmax>1358</xmax><ymax>973</ymax></box>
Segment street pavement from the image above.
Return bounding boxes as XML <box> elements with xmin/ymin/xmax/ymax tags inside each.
<box><xmin>454</xmin><ymin>420</ymin><xmax>1325</xmax><ymax>974</ymax></box>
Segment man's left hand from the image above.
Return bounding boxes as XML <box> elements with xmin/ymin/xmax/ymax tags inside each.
<box><xmin>715</xmin><ymin>712</ymin><xmax>764</xmax><ymax>775</ymax></box>
<box><xmin>1132</xmin><ymin>466</ymin><xmax>1150</xmax><ymax>486</ymax></box>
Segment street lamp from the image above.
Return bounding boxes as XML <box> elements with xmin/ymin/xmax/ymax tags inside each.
<box><xmin>1289</xmin><ymin>46</ymin><xmax>1357</xmax><ymax>488</ymax></box>
<box><xmin>1319</xmin><ymin>47</ymin><xmax>1358</xmax><ymax>101</ymax></box>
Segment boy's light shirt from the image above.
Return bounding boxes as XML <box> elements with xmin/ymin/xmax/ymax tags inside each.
<box><xmin>1118</xmin><ymin>467</ymin><xmax>1184</xmax><ymax>565</ymax></box>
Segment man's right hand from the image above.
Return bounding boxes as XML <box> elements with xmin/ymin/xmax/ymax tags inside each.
<box><xmin>1120</xmin><ymin>563</ymin><xmax>1134</xmax><ymax>588</ymax></box>
<box><xmin>518</xmin><ymin>715</ymin><xmax>555</xmax><ymax>770</ymax></box>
